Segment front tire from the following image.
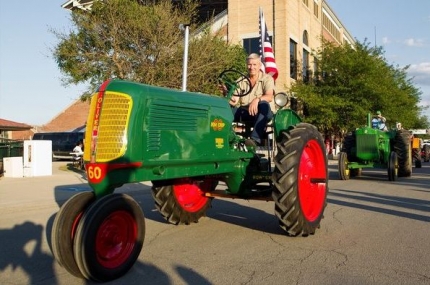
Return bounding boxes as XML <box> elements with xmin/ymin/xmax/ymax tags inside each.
<box><xmin>272</xmin><ymin>123</ymin><xmax>328</xmax><ymax>236</ymax></box>
<box><xmin>151</xmin><ymin>178</ymin><xmax>213</xmax><ymax>225</ymax></box>
<box><xmin>338</xmin><ymin>152</ymin><xmax>350</xmax><ymax>180</ymax></box>
<box><xmin>51</xmin><ymin>192</ymin><xmax>95</xmax><ymax>278</ymax></box>
<box><xmin>73</xmin><ymin>194</ymin><xmax>145</xmax><ymax>282</ymax></box>
<box><xmin>388</xmin><ymin>151</ymin><xmax>398</xmax><ymax>181</ymax></box>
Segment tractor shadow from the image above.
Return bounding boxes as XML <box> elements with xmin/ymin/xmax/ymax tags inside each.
<box><xmin>326</xmin><ymin>163</ymin><xmax>430</xmax><ymax>223</ymax></box>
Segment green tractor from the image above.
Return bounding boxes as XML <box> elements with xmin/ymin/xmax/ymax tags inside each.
<box><xmin>338</xmin><ymin>113</ymin><xmax>412</xmax><ymax>181</ymax></box>
<box><xmin>50</xmin><ymin>69</ymin><xmax>329</xmax><ymax>282</ymax></box>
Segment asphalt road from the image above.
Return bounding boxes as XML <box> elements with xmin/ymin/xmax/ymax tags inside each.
<box><xmin>0</xmin><ymin>161</ymin><xmax>429</xmax><ymax>285</ymax></box>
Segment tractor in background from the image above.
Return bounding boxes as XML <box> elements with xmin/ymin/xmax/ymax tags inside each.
<box><xmin>409</xmin><ymin>131</ymin><xmax>430</xmax><ymax>165</ymax></box>
<box><xmin>422</xmin><ymin>140</ymin><xmax>430</xmax><ymax>162</ymax></box>
<box><xmin>338</xmin><ymin>113</ymin><xmax>412</xmax><ymax>181</ymax></box>
<box><xmin>50</xmin><ymin>69</ymin><xmax>328</xmax><ymax>282</ymax></box>
<box><xmin>411</xmin><ymin>135</ymin><xmax>423</xmax><ymax>168</ymax></box>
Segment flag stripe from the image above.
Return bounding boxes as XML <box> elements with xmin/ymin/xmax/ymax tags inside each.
<box><xmin>259</xmin><ymin>7</ymin><xmax>278</xmax><ymax>81</ymax></box>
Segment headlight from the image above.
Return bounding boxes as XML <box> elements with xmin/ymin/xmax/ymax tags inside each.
<box><xmin>274</xmin><ymin>92</ymin><xmax>289</xmax><ymax>107</ymax></box>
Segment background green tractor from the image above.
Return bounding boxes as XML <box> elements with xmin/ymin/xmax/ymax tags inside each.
<box><xmin>338</xmin><ymin>113</ymin><xmax>412</xmax><ymax>181</ymax></box>
<box><xmin>50</xmin><ymin>69</ymin><xmax>329</xmax><ymax>282</ymax></box>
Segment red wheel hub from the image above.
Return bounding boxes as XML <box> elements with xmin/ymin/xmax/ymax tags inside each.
<box><xmin>95</xmin><ymin>210</ymin><xmax>137</xmax><ymax>268</ymax></box>
<box><xmin>298</xmin><ymin>139</ymin><xmax>327</xmax><ymax>222</ymax></box>
<box><xmin>173</xmin><ymin>182</ymin><xmax>209</xmax><ymax>213</ymax></box>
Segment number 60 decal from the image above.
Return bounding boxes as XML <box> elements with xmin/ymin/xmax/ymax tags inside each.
<box><xmin>86</xmin><ymin>164</ymin><xmax>106</xmax><ymax>183</ymax></box>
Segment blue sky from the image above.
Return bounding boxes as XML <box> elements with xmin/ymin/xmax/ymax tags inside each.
<box><xmin>1</xmin><ymin>1</ymin><xmax>429</xmax><ymax>126</ymax></box>
<box><xmin>0</xmin><ymin>1</ymin><xmax>84</xmax><ymax>126</ymax></box>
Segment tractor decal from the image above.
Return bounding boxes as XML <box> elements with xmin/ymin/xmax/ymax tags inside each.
<box><xmin>215</xmin><ymin>137</ymin><xmax>224</xmax><ymax>148</ymax></box>
<box><xmin>211</xmin><ymin>118</ymin><xmax>225</xmax><ymax>131</ymax></box>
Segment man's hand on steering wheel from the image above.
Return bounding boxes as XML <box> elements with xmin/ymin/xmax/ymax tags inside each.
<box><xmin>217</xmin><ymin>69</ymin><xmax>252</xmax><ymax>97</ymax></box>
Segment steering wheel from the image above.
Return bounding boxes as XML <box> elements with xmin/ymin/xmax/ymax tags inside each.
<box><xmin>218</xmin><ymin>69</ymin><xmax>252</xmax><ymax>97</ymax></box>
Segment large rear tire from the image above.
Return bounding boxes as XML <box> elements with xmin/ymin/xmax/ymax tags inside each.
<box><xmin>73</xmin><ymin>194</ymin><xmax>145</xmax><ymax>282</ymax></box>
<box><xmin>51</xmin><ymin>192</ymin><xmax>95</xmax><ymax>278</ymax></box>
<box><xmin>338</xmin><ymin>152</ymin><xmax>350</xmax><ymax>180</ymax></box>
<box><xmin>151</xmin><ymin>178</ymin><xmax>213</xmax><ymax>225</ymax></box>
<box><xmin>341</xmin><ymin>132</ymin><xmax>357</xmax><ymax>161</ymax></box>
<box><xmin>394</xmin><ymin>130</ymin><xmax>412</xmax><ymax>177</ymax></box>
<box><xmin>272</xmin><ymin>123</ymin><xmax>328</xmax><ymax>236</ymax></box>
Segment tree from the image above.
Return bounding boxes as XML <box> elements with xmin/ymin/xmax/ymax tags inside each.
<box><xmin>51</xmin><ymin>0</ymin><xmax>246</xmax><ymax>99</ymax></box>
<box><xmin>291</xmin><ymin>39</ymin><xmax>428</xmax><ymax>138</ymax></box>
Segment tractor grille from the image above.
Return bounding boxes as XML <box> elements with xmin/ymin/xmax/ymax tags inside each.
<box><xmin>84</xmin><ymin>91</ymin><xmax>132</xmax><ymax>162</ymax></box>
<box><xmin>356</xmin><ymin>134</ymin><xmax>378</xmax><ymax>160</ymax></box>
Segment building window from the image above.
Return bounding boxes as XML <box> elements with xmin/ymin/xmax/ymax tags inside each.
<box><xmin>243</xmin><ymin>37</ymin><xmax>260</xmax><ymax>55</ymax></box>
<box><xmin>290</xmin><ymin>39</ymin><xmax>297</xmax><ymax>80</ymax></box>
<box><xmin>303</xmin><ymin>0</ymin><xmax>309</xmax><ymax>7</ymax></box>
<box><xmin>303</xmin><ymin>31</ymin><xmax>309</xmax><ymax>82</ymax></box>
<box><xmin>314</xmin><ymin>1</ymin><xmax>319</xmax><ymax>18</ymax></box>
<box><xmin>303</xmin><ymin>49</ymin><xmax>310</xmax><ymax>83</ymax></box>
<box><xmin>243</xmin><ymin>36</ymin><xmax>273</xmax><ymax>55</ymax></box>
<box><xmin>303</xmin><ymin>30</ymin><xmax>309</xmax><ymax>46</ymax></box>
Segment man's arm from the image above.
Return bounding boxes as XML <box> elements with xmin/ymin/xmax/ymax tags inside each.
<box><xmin>248</xmin><ymin>75</ymin><xmax>274</xmax><ymax>116</ymax></box>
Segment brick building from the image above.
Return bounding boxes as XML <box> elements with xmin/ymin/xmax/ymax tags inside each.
<box><xmin>62</xmin><ymin>0</ymin><xmax>354</xmax><ymax>95</ymax></box>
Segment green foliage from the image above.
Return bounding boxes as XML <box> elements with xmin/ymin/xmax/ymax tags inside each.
<box><xmin>51</xmin><ymin>0</ymin><xmax>246</xmax><ymax>99</ymax></box>
<box><xmin>292</xmin><ymin>39</ymin><xmax>428</xmax><ymax>137</ymax></box>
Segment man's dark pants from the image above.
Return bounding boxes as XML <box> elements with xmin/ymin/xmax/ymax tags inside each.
<box><xmin>232</xmin><ymin>101</ymin><xmax>273</xmax><ymax>145</ymax></box>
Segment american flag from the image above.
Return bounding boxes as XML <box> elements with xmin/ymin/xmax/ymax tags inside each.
<box><xmin>259</xmin><ymin>7</ymin><xmax>278</xmax><ymax>81</ymax></box>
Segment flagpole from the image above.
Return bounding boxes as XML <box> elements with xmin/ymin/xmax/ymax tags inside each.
<box><xmin>272</xmin><ymin>0</ymin><xmax>275</xmax><ymax>53</ymax></box>
<box><xmin>179</xmin><ymin>23</ymin><xmax>190</xmax><ymax>92</ymax></box>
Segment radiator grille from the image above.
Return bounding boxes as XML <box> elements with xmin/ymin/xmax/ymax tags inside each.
<box><xmin>356</xmin><ymin>134</ymin><xmax>378</xmax><ymax>160</ymax></box>
<box><xmin>84</xmin><ymin>91</ymin><xmax>132</xmax><ymax>162</ymax></box>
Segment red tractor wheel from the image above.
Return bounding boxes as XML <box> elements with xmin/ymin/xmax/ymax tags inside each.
<box><xmin>151</xmin><ymin>178</ymin><xmax>214</xmax><ymax>225</ymax></box>
<box><xmin>51</xmin><ymin>192</ymin><xmax>95</xmax><ymax>278</ymax></box>
<box><xmin>73</xmin><ymin>193</ymin><xmax>145</xmax><ymax>282</ymax></box>
<box><xmin>272</xmin><ymin>123</ymin><xmax>328</xmax><ymax>236</ymax></box>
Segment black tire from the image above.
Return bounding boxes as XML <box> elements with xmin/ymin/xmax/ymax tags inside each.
<box><xmin>388</xmin><ymin>151</ymin><xmax>398</xmax><ymax>181</ymax></box>
<box><xmin>413</xmin><ymin>148</ymin><xmax>422</xmax><ymax>168</ymax></box>
<box><xmin>272</xmin><ymin>123</ymin><xmax>328</xmax><ymax>236</ymax></box>
<box><xmin>151</xmin><ymin>178</ymin><xmax>213</xmax><ymax>225</ymax></box>
<box><xmin>423</xmin><ymin>145</ymin><xmax>430</xmax><ymax>162</ymax></box>
<box><xmin>394</xmin><ymin>130</ymin><xmax>412</xmax><ymax>177</ymax></box>
<box><xmin>415</xmin><ymin>159</ymin><xmax>422</xmax><ymax>168</ymax></box>
<box><xmin>341</xmin><ymin>132</ymin><xmax>356</xmax><ymax>161</ymax></box>
<box><xmin>51</xmin><ymin>192</ymin><xmax>95</xmax><ymax>278</ymax></box>
<box><xmin>338</xmin><ymin>152</ymin><xmax>350</xmax><ymax>180</ymax></box>
<box><xmin>73</xmin><ymin>194</ymin><xmax>145</xmax><ymax>282</ymax></box>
